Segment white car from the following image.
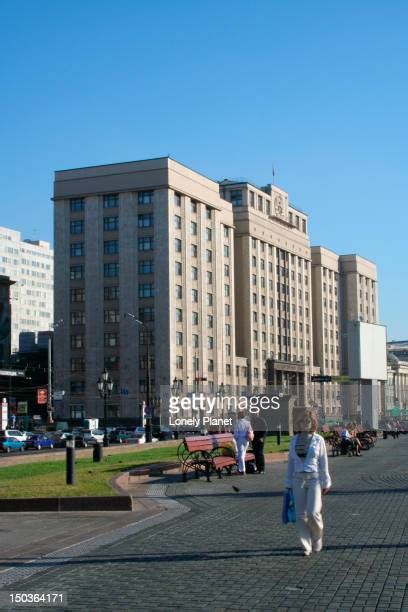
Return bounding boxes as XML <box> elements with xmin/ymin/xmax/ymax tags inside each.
<box><xmin>0</xmin><ymin>430</ymin><xmax>28</xmax><ymax>443</ymax></box>
<box><xmin>82</xmin><ymin>429</ymin><xmax>105</xmax><ymax>443</ymax></box>
<box><xmin>133</xmin><ymin>428</ymin><xmax>158</xmax><ymax>443</ymax></box>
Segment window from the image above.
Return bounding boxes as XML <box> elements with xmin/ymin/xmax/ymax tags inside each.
<box><xmin>176</xmin><ymin>355</ymin><xmax>183</xmax><ymax>369</ymax></box>
<box><xmin>191</xmin><ymin>266</ymin><xmax>198</xmax><ymax>280</ymax></box>
<box><xmin>138</xmin><ymin>191</ymin><xmax>153</xmax><ymax>205</ymax></box>
<box><xmin>207</xmin><ymin>293</ymin><xmax>213</xmax><ymax>306</ymax></box>
<box><xmin>138</xmin><ymin>237</ymin><xmax>154</xmax><ymax>251</ymax></box>
<box><xmin>207</xmin><ymin>315</ymin><xmax>213</xmax><ymax>328</ymax></box>
<box><xmin>71</xmin><ymin>358</ymin><xmax>85</xmax><ymax>372</ymax></box>
<box><xmin>174</xmin><ymin>192</ymin><xmax>181</xmax><ymax>207</ymax></box>
<box><xmin>208</xmin><ymin>336</ymin><xmax>214</xmax><ymax>349</ymax></box>
<box><xmin>104</xmin><ymin>309</ymin><xmax>120</xmax><ymax>323</ymax></box>
<box><xmin>226</xmin><ymin>364</ymin><xmax>231</xmax><ymax>376</ymax></box>
<box><xmin>139</xmin><ymin>306</ymin><xmax>154</xmax><ymax>322</ymax></box>
<box><xmin>103</xmin><ymin>356</ymin><xmax>119</xmax><ymax>373</ymax></box>
<box><xmin>191</xmin><ymin>221</ymin><xmax>197</xmax><ymax>235</ymax></box>
<box><xmin>258</xmin><ymin>195</ymin><xmax>263</xmax><ymax>211</ymax></box>
<box><xmin>138</xmin><ymin>213</ymin><xmax>154</xmax><ymax>228</ymax></box>
<box><xmin>225</xmin><ymin>343</ymin><xmax>231</xmax><ymax>356</ymax></box>
<box><xmin>191</xmin><ymin>200</ymin><xmax>197</xmax><ymax>213</ymax></box>
<box><xmin>102</xmin><ymin>263</ymin><xmax>118</xmax><ymax>278</ymax></box>
<box><xmin>175</xmin><ymin>261</ymin><xmax>182</xmax><ymax>276</ymax></box>
<box><xmin>104</xmin><ymin>332</ymin><xmax>119</xmax><ymax>347</ymax></box>
<box><xmin>266</xmin><ymin>200</ymin><xmax>271</xmax><ymax>215</ymax></box>
<box><xmin>192</xmin><ymin>311</ymin><xmax>198</xmax><ymax>325</ymax></box>
<box><xmin>191</xmin><ymin>244</ymin><xmax>198</xmax><ymax>258</ymax></box>
<box><xmin>70</xmin><ymin>242</ymin><xmax>84</xmax><ymax>257</ymax></box>
<box><xmin>70</xmin><ymin>265</ymin><xmax>83</xmax><ymax>280</ymax></box>
<box><xmin>225</xmin><ymin>323</ymin><xmax>231</xmax><ymax>336</ymax></box>
<box><xmin>250</xmin><ymin>191</ymin><xmax>255</xmax><ymax>207</ymax></box>
<box><xmin>71</xmin><ymin>334</ymin><xmax>84</xmax><ymax>349</ymax></box>
<box><xmin>176</xmin><ymin>331</ymin><xmax>183</xmax><ymax>345</ymax></box>
<box><xmin>176</xmin><ymin>285</ymin><xmax>182</xmax><ymax>299</ymax></box>
<box><xmin>302</xmin><ymin>219</ymin><xmax>307</xmax><ymax>233</ymax></box>
<box><xmin>71</xmin><ymin>381</ymin><xmax>86</xmax><ymax>394</ymax></box>
<box><xmin>205</xmin><ymin>206</ymin><xmax>212</xmax><ymax>219</ymax></box>
<box><xmin>174</xmin><ymin>215</ymin><xmax>182</xmax><ymax>229</ymax></box>
<box><xmin>104</xmin><ymin>240</ymin><xmax>119</xmax><ymax>255</ymax></box>
<box><xmin>104</xmin><ymin>216</ymin><xmax>119</xmax><ymax>231</ymax></box>
<box><xmin>192</xmin><ymin>334</ymin><xmax>199</xmax><ymax>348</ymax></box>
<box><xmin>175</xmin><ymin>238</ymin><xmax>182</xmax><ymax>252</ymax></box>
<box><xmin>205</xmin><ymin>228</ymin><xmax>212</xmax><ymax>241</ymax></box>
<box><xmin>70</xmin><ymin>220</ymin><xmax>84</xmax><ymax>234</ymax></box>
<box><xmin>104</xmin><ymin>286</ymin><xmax>119</xmax><ymax>300</ymax></box>
<box><xmin>252</xmin><ymin>238</ymin><xmax>257</xmax><ymax>249</ymax></box>
<box><xmin>224</xmin><ymin>245</ymin><xmax>230</xmax><ymax>257</ymax></box>
<box><xmin>70</xmin><ymin>311</ymin><xmax>85</xmax><ymax>325</ymax></box>
<box><xmin>230</xmin><ymin>190</ymin><xmax>243</xmax><ymax>207</ymax></box>
<box><xmin>224</xmin><ymin>284</ymin><xmax>230</xmax><ymax>297</ymax></box>
<box><xmin>139</xmin><ymin>260</ymin><xmax>154</xmax><ymax>274</ymax></box>
<box><xmin>224</xmin><ymin>264</ymin><xmax>230</xmax><ymax>277</ymax></box>
<box><xmin>208</xmin><ymin>359</ymin><xmax>214</xmax><ymax>372</ymax></box>
<box><xmin>206</xmin><ymin>271</ymin><xmax>212</xmax><ymax>284</ymax></box>
<box><xmin>225</xmin><ymin>304</ymin><xmax>230</xmax><ymax>316</ymax></box>
<box><xmin>224</xmin><ymin>226</ymin><xmax>229</xmax><ymax>238</ymax></box>
<box><xmin>192</xmin><ymin>289</ymin><xmax>198</xmax><ymax>302</ymax></box>
<box><xmin>206</xmin><ymin>249</ymin><xmax>212</xmax><ymax>263</ymax></box>
<box><xmin>139</xmin><ymin>283</ymin><xmax>154</xmax><ymax>297</ymax></box>
<box><xmin>103</xmin><ymin>194</ymin><xmax>118</xmax><ymax>208</ymax></box>
<box><xmin>176</xmin><ymin>308</ymin><xmax>183</xmax><ymax>322</ymax></box>
<box><xmin>70</xmin><ymin>198</ymin><xmax>84</xmax><ymax>212</ymax></box>
<box><xmin>70</xmin><ymin>288</ymin><xmax>85</xmax><ymax>302</ymax></box>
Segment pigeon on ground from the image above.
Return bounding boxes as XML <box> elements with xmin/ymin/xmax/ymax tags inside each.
<box><xmin>232</xmin><ymin>485</ymin><xmax>240</xmax><ymax>493</ymax></box>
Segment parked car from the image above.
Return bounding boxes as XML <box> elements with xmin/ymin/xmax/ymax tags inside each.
<box><xmin>0</xmin><ymin>429</ymin><xmax>28</xmax><ymax>443</ymax></box>
<box><xmin>0</xmin><ymin>436</ymin><xmax>25</xmax><ymax>453</ymax></box>
<box><xmin>152</xmin><ymin>426</ymin><xmax>175</xmax><ymax>441</ymax></box>
<box><xmin>109</xmin><ymin>430</ymin><xmax>140</xmax><ymax>444</ymax></box>
<box><xmin>82</xmin><ymin>429</ymin><xmax>105</xmax><ymax>443</ymax></box>
<box><xmin>132</xmin><ymin>428</ymin><xmax>159</xmax><ymax>443</ymax></box>
<box><xmin>25</xmin><ymin>434</ymin><xmax>55</xmax><ymax>451</ymax></box>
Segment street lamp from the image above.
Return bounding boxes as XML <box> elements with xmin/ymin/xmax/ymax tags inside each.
<box><xmin>47</xmin><ymin>319</ymin><xmax>63</xmax><ymax>424</ymax></box>
<box><xmin>124</xmin><ymin>313</ymin><xmax>152</xmax><ymax>443</ymax></box>
<box><xmin>97</xmin><ymin>368</ymin><xmax>114</xmax><ymax>447</ymax></box>
<box><xmin>217</xmin><ymin>382</ymin><xmax>226</xmax><ymax>427</ymax></box>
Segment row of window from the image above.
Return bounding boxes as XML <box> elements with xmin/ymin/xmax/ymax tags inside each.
<box><xmin>70</xmin><ymin>192</ymin><xmax>154</xmax><ymax>213</ymax></box>
<box><xmin>71</xmin><ymin>330</ymin><xmax>154</xmax><ymax>349</ymax></box>
<box><xmin>70</xmin><ymin>284</ymin><xmax>155</xmax><ymax>302</ymax></box>
<box><xmin>175</xmin><ymin>285</ymin><xmax>230</xmax><ymax>302</ymax></box>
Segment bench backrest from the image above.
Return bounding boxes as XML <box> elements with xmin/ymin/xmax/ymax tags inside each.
<box><xmin>184</xmin><ymin>433</ymin><xmax>234</xmax><ymax>453</ymax></box>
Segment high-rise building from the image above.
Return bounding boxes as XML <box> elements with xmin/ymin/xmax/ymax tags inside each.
<box><xmin>0</xmin><ymin>227</ymin><xmax>54</xmax><ymax>356</ymax></box>
<box><xmin>220</xmin><ymin>180</ymin><xmax>313</xmax><ymax>394</ymax></box>
<box><xmin>53</xmin><ymin>157</ymin><xmax>243</xmax><ymax>422</ymax></box>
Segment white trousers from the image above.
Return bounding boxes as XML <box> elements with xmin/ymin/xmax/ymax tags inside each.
<box><xmin>235</xmin><ymin>438</ymin><xmax>249</xmax><ymax>473</ymax></box>
<box><xmin>292</xmin><ymin>474</ymin><xmax>323</xmax><ymax>553</ymax></box>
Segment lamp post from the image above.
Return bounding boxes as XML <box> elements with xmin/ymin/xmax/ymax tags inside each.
<box><xmin>97</xmin><ymin>368</ymin><xmax>114</xmax><ymax>447</ymax></box>
<box><xmin>217</xmin><ymin>382</ymin><xmax>225</xmax><ymax>431</ymax></box>
<box><xmin>47</xmin><ymin>319</ymin><xmax>63</xmax><ymax>424</ymax></box>
<box><xmin>125</xmin><ymin>313</ymin><xmax>152</xmax><ymax>443</ymax></box>
<box><xmin>171</xmin><ymin>377</ymin><xmax>182</xmax><ymax>439</ymax></box>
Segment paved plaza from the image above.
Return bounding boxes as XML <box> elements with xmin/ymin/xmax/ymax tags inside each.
<box><xmin>1</xmin><ymin>436</ymin><xmax>408</xmax><ymax>611</ymax></box>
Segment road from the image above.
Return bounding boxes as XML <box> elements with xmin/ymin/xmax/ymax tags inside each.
<box><xmin>0</xmin><ymin>435</ymin><xmax>407</xmax><ymax>611</ymax></box>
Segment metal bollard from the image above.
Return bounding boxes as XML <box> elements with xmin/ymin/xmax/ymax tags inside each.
<box><xmin>277</xmin><ymin>425</ymin><xmax>281</xmax><ymax>446</ymax></box>
<box><xmin>93</xmin><ymin>442</ymin><xmax>103</xmax><ymax>462</ymax></box>
<box><xmin>66</xmin><ymin>435</ymin><xmax>76</xmax><ymax>485</ymax></box>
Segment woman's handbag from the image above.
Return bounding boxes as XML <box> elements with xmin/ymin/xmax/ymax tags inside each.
<box><xmin>282</xmin><ymin>488</ymin><xmax>296</xmax><ymax>524</ymax></box>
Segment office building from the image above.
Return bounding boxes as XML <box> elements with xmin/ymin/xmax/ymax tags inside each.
<box><xmin>0</xmin><ymin>227</ymin><xmax>53</xmax><ymax>357</ymax></box>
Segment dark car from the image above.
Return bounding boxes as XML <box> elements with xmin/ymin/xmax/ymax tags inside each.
<box><xmin>25</xmin><ymin>434</ymin><xmax>55</xmax><ymax>451</ymax></box>
<box><xmin>152</xmin><ymin>426</ymin><xmax>175</xmax><ymax>441</ymax></box>
<box><xmin>109</xmin><ymin>430</ymin><xmax>139</xmax><ymax>444</ymax></box>
<box><xmin>0</xmin><ymin>436</ymin><xmax>25</xmax><ymax>453</ymax></box>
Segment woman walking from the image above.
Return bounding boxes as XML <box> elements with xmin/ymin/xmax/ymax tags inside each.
<box><xmin>285</xmin><ymin>410</ymin><xmax>331</xmax><ymax>556</ymax></box>
<box><xmin>233</xmin><ymin>412</ymin><xmax>253</xmax><ymax>475</ymax></box>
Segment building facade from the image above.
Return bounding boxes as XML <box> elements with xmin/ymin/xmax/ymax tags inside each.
<box><xmin>220</xmin><ymin>180</ymin><xmax>313</xmax><ymax>398</ymax></box>
<box><xmin>53</xmin><ymin>158</ymin><xmax>243</xmax><ymax>422</ymax></box>
<box><xmin>0</xmin><ymin>227</ymin><xmax>54</xmax><ymax>357</ymax></box>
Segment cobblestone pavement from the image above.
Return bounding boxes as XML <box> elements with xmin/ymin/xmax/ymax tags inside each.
<box><xmin>1</xmin><ymin>436</ymin><xmax>408</xmax><ymax>611</ymax></box>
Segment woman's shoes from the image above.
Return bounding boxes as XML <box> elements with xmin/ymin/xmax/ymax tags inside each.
<box><xmin>303</xmin><ymin>550</ymin><xmax>312</xmax><ymax>557</ymax></box>
<box><xmin>312</xmin><ymin>539</ymin><xmax>323</xmax><ymax>552</ymax></box>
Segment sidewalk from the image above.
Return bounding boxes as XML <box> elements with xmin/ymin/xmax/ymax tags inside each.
<box><xmin>1</xmin><ymin>437</ymin><xmax>408</xmax><ymax>610</ymax></box>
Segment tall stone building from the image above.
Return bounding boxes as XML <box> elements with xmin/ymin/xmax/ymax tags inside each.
<box><xmin>53</xmin><ymin>158</ymin><xmax>243</xmax><ymax>422</ymax></box>
<box><xmin>220</xmin><ymin>180</ymin><xmax>313</xmax><ymax>395</ymax></box>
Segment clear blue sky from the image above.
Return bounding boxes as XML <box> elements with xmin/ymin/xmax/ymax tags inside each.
<box><xmin>1</xmin><ymin>0</ymin><xmax>407</xmax><ymax>339</ymax></box>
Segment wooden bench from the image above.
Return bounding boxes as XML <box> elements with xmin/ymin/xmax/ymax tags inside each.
<box><xmin>177</xmin><ymin>433</ymin><xmax>255</xmax><ymax>482</ymax></box>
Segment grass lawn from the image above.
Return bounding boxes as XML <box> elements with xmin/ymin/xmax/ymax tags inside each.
<box><xmin>0</xmin><ymin>435</ymin><xmax>289</xmax><ymax>499</ymax></box>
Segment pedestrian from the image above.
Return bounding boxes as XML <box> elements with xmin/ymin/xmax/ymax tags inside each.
<box><xmin>251</xmin><ymin>413</ymin><xmax>267</xmax><ymax>473</ymax></box>
<box><xmin>233</xmin><ymin>411</ymin><xmax>254</xmax><ymax>475</ymax></box>
<box><xmin>285</xmin><ymin>409</ymin><xmax>332</xmax><ymax>556</ymax></box>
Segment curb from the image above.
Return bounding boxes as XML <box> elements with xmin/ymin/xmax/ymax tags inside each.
<box><xmin>0</xmin><ymin>495</ymin><xmax>133</xmax><ymax>512</ymax></box>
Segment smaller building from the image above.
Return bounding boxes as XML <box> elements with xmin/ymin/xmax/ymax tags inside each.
<box><xmin>0</xmin><ymin>275</ymin><xmax>15</xmax><ymax>367</ymax></box>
